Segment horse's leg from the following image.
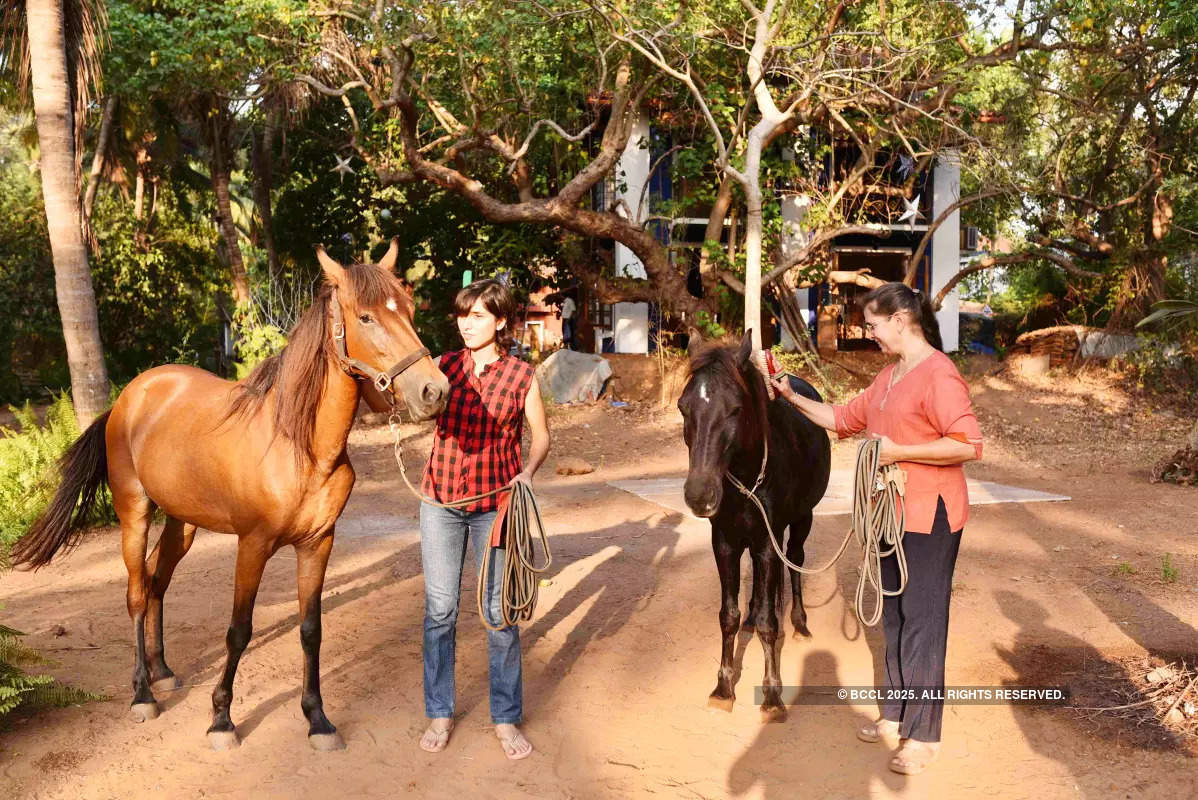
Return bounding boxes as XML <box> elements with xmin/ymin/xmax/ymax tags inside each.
<box><xmin>741</xmin><ymin>556</ymin><xmax>761</xmax><ymax>633</ymax></box>
<box><xmin>708</xmin><ymin>529</ymin><xmax>741</xmax><ymax>711</ymax></box>
<box><xmin>294</xmin><ymin>533</ymin><xmax>344</xmax><ymax>751</ymax></box>
<box><xmin>118</xmin><ymin>491</ymin><xmax>160</xmax><ymax>723</ymax></box>
<box><xmin>144</xmin><ymin>517</ymin><xmax>197</xmax><ymax>692</ymax></box>
<box><xmin>752</xmin><ymin>546</ymin><xmax>787</xmax><ymax>722</ymax></box>
<box><xmin>787</xmin><ymin>511</ymin><xmax>814</xmax><ymax>638</ymax></box>
<box><xmin>207</xmin><ymin>537</ymin><xmax>273</xmax><ymax>750</ymax></box>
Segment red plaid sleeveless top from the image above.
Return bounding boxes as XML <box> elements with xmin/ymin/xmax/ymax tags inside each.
<box><xmin>421</xmin><ymin>349</ymin><xmax>536</xmax><ymax>512</ymax></box>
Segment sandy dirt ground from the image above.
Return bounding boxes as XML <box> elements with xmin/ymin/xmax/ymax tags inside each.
<box><xmin>1</xmin><ymin>356</ymin><xmax>1195</xmax><ymax>799</ymax></box>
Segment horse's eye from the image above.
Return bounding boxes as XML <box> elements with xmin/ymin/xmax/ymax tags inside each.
<box><xmin>359</xmin><ymin>314</ymin><xmax>374</xmax><ymax>324</ymax></box>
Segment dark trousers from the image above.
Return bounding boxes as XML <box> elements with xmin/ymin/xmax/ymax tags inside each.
<box><xmin>880</xmin><ymin>496</ymin><xmax>962</xmax><ymax>742</ymax></box>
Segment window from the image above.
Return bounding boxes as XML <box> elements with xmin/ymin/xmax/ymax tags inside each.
<box><xmin>588</xmin><ymin>298</ymin><xmax>613</xmax><ymax>329</ymax></box>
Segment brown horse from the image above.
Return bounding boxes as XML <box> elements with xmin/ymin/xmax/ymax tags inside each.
<box><xmin>12</xmin><ymin>241</ymin><xmax>448</xmax><ymax>751</ymax></box>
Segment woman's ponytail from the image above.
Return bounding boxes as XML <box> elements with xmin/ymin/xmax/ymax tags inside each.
<box><xmin>914</xmin><ymin>289</ymin><xmax>943</xmax><ymax>352</ymax></box>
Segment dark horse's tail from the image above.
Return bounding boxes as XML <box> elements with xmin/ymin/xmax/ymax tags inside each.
<box><xmin>12</xmin><ymin>410</ymin><xmax>112</xmax><ymax>569</ymax></box>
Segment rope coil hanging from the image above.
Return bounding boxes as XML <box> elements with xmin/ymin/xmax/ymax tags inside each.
<box><xmin>727</xmin><ymin>436</ymin><xmax>909</xmax><ymax>627</ymax></box>
<box><xmin>389</xmin><ymin>414</ymin><xmax>552</xmax><ymax>631</ymax></box>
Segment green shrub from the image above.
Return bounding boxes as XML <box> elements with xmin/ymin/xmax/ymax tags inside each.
<box><xmin>0</xmin><ymin>393</ymin><xmax>116</xmax><ymax>567</ymax></box>
<box><xmin>1111</xmin><ymin>331</ymin><xmax>1198</xmax><ymax>403</ymax></box>
<box><xmin>0</xmin><ymin>620</ymin><xmax>106</xmax><ymax>722</ymax></box>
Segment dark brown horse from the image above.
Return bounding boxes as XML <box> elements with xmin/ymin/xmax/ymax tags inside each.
<box><xmin>678</xmin><ymin>333</ymin><xmax>831</xmax><ymax>721</ymax></box>
<box><xmin>12</xmin><ymin>241</ymin><xmax>448</xmax><ymax>751</ymax></box>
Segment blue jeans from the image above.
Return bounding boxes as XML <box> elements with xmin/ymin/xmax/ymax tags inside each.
<box><xmin>420</xmin><ymin>502</ymin><xmax>523</xmax><ymax>724</ymax></box>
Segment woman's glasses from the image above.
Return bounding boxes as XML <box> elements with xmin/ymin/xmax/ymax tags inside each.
<box><xmin>863</xmin><ymin>313</ymin><xmax>897</xmax><ymax>335</ymax></box>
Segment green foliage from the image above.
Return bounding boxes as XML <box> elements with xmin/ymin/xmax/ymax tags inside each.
<box><xmin>231</xmin><ymin>306</ymin><xmax>288</xmax><ymax>380</ymax></box>
<box><xmin>693</xmin><ymin>310</ymin><xmax>727</xmax><ymax>340</ymax></box>
<box><xmin>0</xmin><ymin>620</ymin><xmax>107</xmax><ymax>721</ymax></box>
<box><xmin>1114</xmin><ymin>561</ymin><xmax>1136</xmax><ymax>577</ymax></box>
<box><xmin>1161</xmin><ymin>553</ymin><xmax>1179</xmax><ymax>584</ymax></box>
<box><xmin>770</xmin><ymin>345</ymin><xmax>853</xmax><ymax>404</ymax></box>
<box><xmin>0</xmin><ymin>394</ymin><xmax>116</xmax><ymax>568</ymax></box>
<box><xmin>1110</xmin><ymin>332</ymin><xmax>1198</xmax><ymax>402</ymax></box>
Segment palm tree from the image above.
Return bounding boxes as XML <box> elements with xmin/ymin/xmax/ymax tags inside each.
<box><xmin>2</xmin><ymin>0</ymin><xmax>110</xmax><ymax>425</ymax></box>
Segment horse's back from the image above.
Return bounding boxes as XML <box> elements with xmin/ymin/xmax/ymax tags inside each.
<box><xmin>769</xmin><ymin>375</ymin><xmax>832</xmax><ymax>513</ymax></box>
<box><xmin>785</xmin><ymin>374</ymin><xmax>823</xmax><ymax>404</ymax></box>
<box><xmin>107</xmin><ymin>364</ymin><xmax>275</xmax><ymax>533</ymax></box>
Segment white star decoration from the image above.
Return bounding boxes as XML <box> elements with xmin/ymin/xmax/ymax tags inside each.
<box><xmin>331</xmin><ymin>154</ymin><xmax>355</xmax><ymax>182</ymax></box>
<box><xmin>897</xmin><ymin>153</ymin><xmax>915</xmax><ymax>180</ymax></box>
<box><xmin>898</xmin><ymin>194</ymin><xmax>924</xmax><ymax>226</ymax></box>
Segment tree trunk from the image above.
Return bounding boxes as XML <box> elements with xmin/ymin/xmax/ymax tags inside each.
<box><xmin>82</xmin><ymin>94</ymin><xmax>117</xmax><ymax>224</ymax></box>
<box><xmin>742</xmin><ymin>131</ymin><xmax>767</xmax><ymax>350</ymax></box>
<box><xmin>27</xmin><ymin>0</ymin><xmax>110</xmax><ymax>426</ymax></box>
<box><xmin>133</xmin><ymin>156</ymin><xmax>145</xmax><ymax>220</ymax></box>
<box><xmin>210</xmin><ymin>114</ymin><xmax>250</xmax><ymax>304</ymax></box>
<box><xmin>250</xmin><ymin>119</ymin><xmax>281</xmax><ymax>279</ymax></box>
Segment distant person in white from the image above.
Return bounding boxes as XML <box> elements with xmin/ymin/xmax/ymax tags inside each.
<box><xmin>559</xmin><ymin>295</ymin><xmax>576</xmax><ymax>350</ymax></box>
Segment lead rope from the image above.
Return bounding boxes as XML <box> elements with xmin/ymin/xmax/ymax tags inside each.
<box><xmin>726</xmin><ymin>436</ymin><xmax>909</xmax><ymax>627</ymax></box>
<box><xmin>388</xmin><ymin>412</ymin><xmax>552</xmax><ymax>631</ymax></box>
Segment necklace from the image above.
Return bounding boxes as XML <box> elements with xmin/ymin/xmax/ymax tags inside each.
<box><xmin>880</xmin><ymin>347</ymin><xmax>935</xmax><ymax>410</ymax></box>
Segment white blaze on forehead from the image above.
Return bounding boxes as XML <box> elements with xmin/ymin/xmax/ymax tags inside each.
<box><xmin>385</xmin><ymin>298</ymin><xmax>398</xmax><ymax>312</ymax></box>
<box><xmin>698</xmin><ymin>380</ymin><xmax>709</xmax><ymax>403</ymax></box>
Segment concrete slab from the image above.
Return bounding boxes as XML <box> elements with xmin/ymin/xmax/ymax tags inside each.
<box><xmin>607</xmin><ymin>471</ymin><xmax>1070</xmax><ymax>521</ymax></box>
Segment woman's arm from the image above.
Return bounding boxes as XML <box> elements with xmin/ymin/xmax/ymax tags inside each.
<box><xmin>875</xmin><ymin>434</ymin><xmax>977</xmax><ymax>466</ymax></box>
<box><xmin>513</xmin><ymin>379</ymin><xmax>550</xmax><ymax>484</ymax></box>
<box><xmin>769</xmin><ymin>373</ymin><xmax>839</xmax><ymax>432</ymax></box>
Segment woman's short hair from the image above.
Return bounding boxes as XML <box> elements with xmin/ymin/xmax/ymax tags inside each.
<box><xmin>862</xmin><ymin>282</ymin><xmax>944</xmax><ymax>351</ymax></box>
<box><xmin>454</xmin><ymin>278</ymin><xmax>518</xmax><ymax>353</ymax></box>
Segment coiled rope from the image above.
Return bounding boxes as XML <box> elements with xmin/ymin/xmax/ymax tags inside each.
<box><xmin>388</xmin><ymin>413</ymin><xmax>552</xmax><ymax>631</ymax></box>
<box><xmin>726</xmin><ymin>437</ymin><xmax>908</xmax><ymax>627</ymax></box>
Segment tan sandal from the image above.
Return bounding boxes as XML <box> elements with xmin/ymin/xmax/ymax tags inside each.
<box><xmin>856</xmin><ymin>717</ymin><xmax>900</xmax><ymax>743</ymax></box>
<box><xmin>419</xmin><ymin>718</ymin><xmax>454</xmax><ymax>753</ymax></box>
<box><xmin>496</xmin><ymin>725</ymin><xmax>533</xmax><ymax>760</ymax></box>
<box><xmin>889</xmin><ymin>739</ymin><xmax>940</xmax><ymax>775</ymax></box>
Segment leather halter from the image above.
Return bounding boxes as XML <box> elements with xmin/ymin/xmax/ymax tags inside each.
<box><xmin>329</xmin><ymin>288</ymin><xmax>430</xmax><ymax>395</ymax></box>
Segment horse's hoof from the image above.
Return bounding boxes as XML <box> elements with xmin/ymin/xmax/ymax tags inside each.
<box><xmin>207</xmin><ymin>730</ymin><xmax>241</xmax><ymax>751</ymax></box>
<box><xmin>760</xmin><ymin>705</ymin><xmax>788</xmax><ymax>724</ymax></box>
<box><xmin>129</xmin><ymin>702</ymin><xmax>159</xmax><ymax>722</ymax></box>
<box><xmin>308</xmin><ymin>732</ymin><xmax>346</xmax><ymax>751</ymax></box>
<box><xmin>151</xmin><ymin>675</ymin><xmax>183</xmax><ymax>693</ymax></box>
<box><xmin>792</xmin><ymin>625</ymin><xmax>812</xmax><ymax>639</ymax></box>
<box><xmin>706</xmin><ymin>695</ymin><xmax>735</xmax><ymax>713</ymax></box>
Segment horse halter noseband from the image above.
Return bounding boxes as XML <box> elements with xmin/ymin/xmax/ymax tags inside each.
<box><xmin>328</xmin><ymin>288</ymin><xmax>429</xmax><ymax>394</ymax></box>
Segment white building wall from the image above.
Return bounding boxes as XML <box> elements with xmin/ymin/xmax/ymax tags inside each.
<box><xmin>930</xmin><ymin>153</ymin><xmax>961</xmax><ymax>352</ymax></box>
<box><xmin>778</xmin><ymin>194</ymin><xmax>813</xmax><ymax>351</ymax></box>
<box><xmin>611</xmin><ymin>116</ymin><xmax>651</xmax><ymax>353</ymax></box>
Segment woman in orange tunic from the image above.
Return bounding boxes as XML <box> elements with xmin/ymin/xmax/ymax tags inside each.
<box><xmin>772</xmin><ymin>282</ymin><xmax>983</xmax><ymax>775</ymax></box>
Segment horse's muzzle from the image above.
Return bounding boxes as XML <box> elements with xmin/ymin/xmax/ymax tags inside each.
<box><xmin>684</xmin><ymin>475</ymin><xmax>722</xmax><ymax>518</ymax></box>
<box><xmin>401</xmin><ymin>375</ymin><xmax>448</xmax><ymax>421</ymax></box>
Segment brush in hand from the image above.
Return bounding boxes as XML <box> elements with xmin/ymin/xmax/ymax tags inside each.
<box><xmin>750</xmin><ymin>349</ymin><xmax>790</xmax><ymax>401</ymax></box>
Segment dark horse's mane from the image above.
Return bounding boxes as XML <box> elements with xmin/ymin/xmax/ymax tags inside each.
<box><xmin>227</xmin><ymin>263</ymin><xmax>404</xmax><ymax>464</ymax></box>
<box><xmin>687</xmin><ymin>341</ymin><xmax>770</xmax><ymax>452</ymax></box>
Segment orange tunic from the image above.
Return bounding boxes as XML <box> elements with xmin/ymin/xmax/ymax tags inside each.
<box><xmin>832</xmin><ymin>350</ymin><xmax>983</xmax><ymax>534</ymax></box>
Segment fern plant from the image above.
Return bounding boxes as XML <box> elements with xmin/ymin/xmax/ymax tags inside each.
<box><xmin>0</xmin><ymin>392</ymin><xmax>116</xmax><ymax>567</ymax></box>
<box><xmin>0</xmin><ymin>621</ymin><xmax>106</xmax><ymax>720</ymax></box>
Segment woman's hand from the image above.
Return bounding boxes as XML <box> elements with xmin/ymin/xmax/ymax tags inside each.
<box><xmin>871</xmin><ymin>434</ymin><xmax>904</xmax><ymax>466</ymax></box>
<box><xmin>770</xmin><ymin>373</ymin><xmax>798</xmax><ymax>403</ymax></box>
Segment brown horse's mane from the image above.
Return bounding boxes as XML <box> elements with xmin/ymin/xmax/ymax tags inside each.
<box><xmin>687</xmin><ymin>340</ymin><xmax>769</xmax><ymax>449</ymax></box>
<box><xmin>227</xmin><ymin>263</ymin><xmax>405</xmax><ymax>464</ymax></box>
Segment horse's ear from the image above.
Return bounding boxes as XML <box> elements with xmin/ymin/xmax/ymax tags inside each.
<box><xmin>737</xmin><ymin>330</ymin><xmax>754</xmax><ymax>365</ymax></box>
<box><xmin>685</xmin><ymin>324</ymin><xmax>704</xmax><ymax>357</ymax></box>
<box><xmin>377</xmin><ymin>237</ymin><xmax>400</xmax><ymax>273</ymax></box>
<box><xmin>316</xmin><ymin>246</ymin><xmax>346</xmax><ymax>284</ymax></box>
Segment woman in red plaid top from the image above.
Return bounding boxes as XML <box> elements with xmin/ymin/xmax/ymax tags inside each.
<box><xmin>418</xmin><ymin>279</ymin><xmax>549</xmax><ymax>761</ymax></box>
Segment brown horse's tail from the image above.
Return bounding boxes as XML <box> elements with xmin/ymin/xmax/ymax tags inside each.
<box><xmin>12</xmin><ymin>410</ymin><xmax>112</xmax><ymax>569</ymax></box>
